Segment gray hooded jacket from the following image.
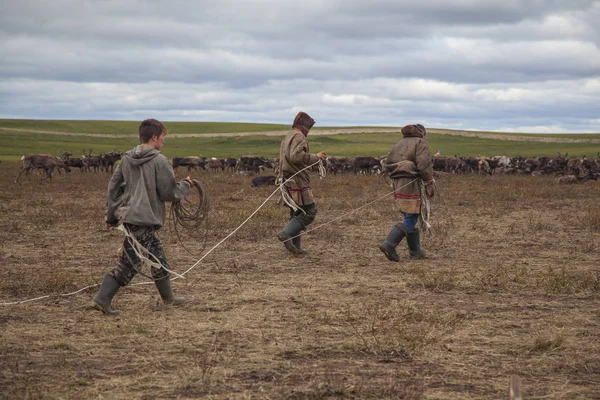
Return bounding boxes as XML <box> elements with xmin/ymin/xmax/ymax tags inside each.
<box><xmin>106</xmin><ymin>145</ymin><xmax>191</xmax><ymax>229</ymax></box>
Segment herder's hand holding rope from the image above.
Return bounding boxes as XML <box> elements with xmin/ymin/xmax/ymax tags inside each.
<box><xmin>184</xmin><ymin>175</ymin><xmax>195</xmax><ymax>187</ymax></box>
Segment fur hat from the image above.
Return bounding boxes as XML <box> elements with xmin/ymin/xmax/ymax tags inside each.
<box><xmin>292</xmin><ymin>111</ymin><xmax>315</xmax><ymax>133</ymax></box>
<box><xmin>401</xmin><ymin>124</ymin><xmax>426</xmax><ymax>138</ymax></box>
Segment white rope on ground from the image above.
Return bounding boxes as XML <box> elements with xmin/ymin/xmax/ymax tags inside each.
<box><xmin>0</xmin><ymin>173</ymin><xmax>419</xmax><ymax>306</ymax></box>
<box><xmin>132</xmin><ymin>178</ymin><xmax>419</xmax><ymax>280</ymax></box>
<box><xmin>175</xmin><ymin>160</ymin><xmax>324</xmax><ymax>278</ymax></box>
<box><xmin>0</xmin><ymin>284</ymin><xmax>102</xmax><ymax>306</ymax></box>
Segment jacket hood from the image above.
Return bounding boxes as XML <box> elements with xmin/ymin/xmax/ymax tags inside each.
<box><xmin>401</xmin><ymin>124</ymin><xmax>426</xmax><ymax>138</ymax></box>
<box><xmin>292</xmin><ymin>111</ymin><xmax>315</xmax><ymax>135</ymax></box>
<box><xmin>124</xmin><ymin>144</ymin><xmax>161</xmax><ymax>166</ymax></box>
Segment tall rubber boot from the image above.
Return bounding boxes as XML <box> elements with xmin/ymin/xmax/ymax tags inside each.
<box><xmin>292</xmin><ymin>234</ymin><xmax>307</xmax><ymax>255</ymax></box>
<box><xmin>378</xmin><ymin>226</ymin><xmax>405</xmax><ymax>262</ymax></box>
<box><xmin>155</xmin><ymin>276</ymin><xmax>185</xmax><ymax>305</ymax></box>
<box><xmin>277</xmin><ymin>218</ymin><xmax>304</xmax><ymax>255</ymax></box>
<box><xmin>92</xmin><ymin>274</ymin><xmax>121</xmax><ymax>315</ymax></box>
<box><xmin>406</xmin><ymin>230</ymin><xmax>426</xmax><ymax>260</ymax></box>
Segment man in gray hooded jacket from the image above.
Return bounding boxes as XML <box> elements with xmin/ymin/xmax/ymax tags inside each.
<box><xmin>92</xmin><ymin>118</ymin><xmax>194</xmax><ymax>315</ymax></box>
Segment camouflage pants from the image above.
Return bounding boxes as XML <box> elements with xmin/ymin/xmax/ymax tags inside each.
<box><xmin>109</xmin><ymin>224</ymin><xmax>170</xmax><ymax>286</ymax></box>
<box><xmin>289</xmin><ymin>203</ymin><xmax>317</xmax><ymax>229</ymax></box>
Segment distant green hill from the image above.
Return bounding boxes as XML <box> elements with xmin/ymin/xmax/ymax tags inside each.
<box><xmin>0</xmin><ymin>119</ymin><xmax>599</xmax><ymax>162</ymax></box>
<box><xmin>0</xmin><ymin>119</ymin><xmax>289</xmax><ymax>135</ymax></box>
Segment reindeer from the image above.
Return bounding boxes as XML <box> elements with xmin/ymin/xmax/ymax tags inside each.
<box><xmin>207</xmin><ymin>157</ymin><xmax>223</xmax><ymax>173</ymax></box>
<box><xmin>477</xmin><ymin>158</ymin><xmax>491</xmax><ymax>175</ymax></box>
<box><xmin>224</xmin><ymin>156</ymin><xmax>237</xmax><ymax>173</ymax></box>
<box><xmin>62</xmin><ymin>151</ymin><xmax>87</xmax><ymax>173</ymax></box>
<box><xmin>237</xmin><ymin>156</ymin><xmax>272</xmax><ymax>174</ymax></box>
<box><xmin>557</xmin><ymin>169</ymin><xmax>598</xmax><ymax>184</ymax></box>
<box><xmin>548</xmin><ymin>152</ymin><xmax>569</xmax><ymax>174</ymax></box>
<box><xmin>15</xmin><ymin>154</ymin><xmax>71</xmax><ymax>183</ymax></box>
<box><xmin>172</xmin><ymin>156</ymin><xmax>206</xmax><ymax>172</ymax></box>
<box><xmin>101</xmin><ymin>149</ymin><xmax>122</xmax><ymax>173</ymax></box>
<box><xmin>566</xmin><ymin>156</ymin><xmax>585</xmax><ymax>176</ymax></box>
<box><xmin>325</xmin><ymin>156</ymin><xmax>351</xmax><ymax>175</ymax></box>
<box><xmin>82</xmin><ymin>149</ymin><xmax>103</xmax><ymax>173</ymax></box>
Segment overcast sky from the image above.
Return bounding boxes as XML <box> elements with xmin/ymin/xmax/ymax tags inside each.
<box><xmin>1</xmin><ymin>1</ymin><xmax>599</xmax><ymax>133</ymax></box>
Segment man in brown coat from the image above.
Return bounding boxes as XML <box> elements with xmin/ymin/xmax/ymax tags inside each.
<box><xmin>276</xmin><ymin>111</ymin><xmax>326</xmax><ymax>255</ymax></box>
<box><xmin>379</xmin><ymin>124</ymin><xmax>435</xmax><ymax>262</ymax></box>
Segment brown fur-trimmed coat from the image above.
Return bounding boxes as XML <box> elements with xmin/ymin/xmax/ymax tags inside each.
<box><xmin>277</xmin><ymin>128</ymin><xmax>320</xmax><ymax>205</ymax></box>
<box><xmin>385</xmin><ymin>126</ymin><xmax>434</xmax><ymax>214</ymax></box>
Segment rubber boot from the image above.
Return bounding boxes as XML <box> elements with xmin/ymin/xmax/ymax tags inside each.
<box><xmin>406</xmin><ymin>230</ymin><xmax>426</xmax><ymax>260</ymax></box>
<box><xmin>292</xmin><ymin>235</ymin><xmax>307</xmax><ymax>255</ymax></box>
<box><xmin>277</xmin><ymin>218</ymin><xmax>304</xmax><ymax>255</ymax></box>
<box><xmin>92</xmin><ymin>274</ymin><xmax>121</xmax><ymax>315</ymax></box>
<box><xmin>155</xmin><ymin>276</ymin><xmax>185</xmax><ymax>305</ymax></box>
<box><xmin>378</xmin><ymin>226</ymin><xmax>405</xmax><ymax>262</ymax></box>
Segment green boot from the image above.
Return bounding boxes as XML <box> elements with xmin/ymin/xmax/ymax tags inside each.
<box><xmin>277</xmin><ymin>218</ymin><xmax>305</xmax><ymax>255</ymax></box>
<box><xmin>92</xmin><ymin>274</ymin><xmax>121</xmax><ymax>315</ymax></box>
<box><xmin>379</xmin><ymin>226</ymin><xmax>405</xmax><ymax>262</ymax></box>
<box><xmin>155</xmin><ymin>276</ymin><xmax>185</xmax><ymax>305</ymax></box>
<box><xmin>406</xmin><ymin>230</ymin><xmax>426</xmax><ymax>259</ymax></box>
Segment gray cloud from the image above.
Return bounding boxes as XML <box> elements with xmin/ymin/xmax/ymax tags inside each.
<box><xmin>1</xmin><ymin>0</ymin><xmax>599</xmax><ymax>132</ymax></box>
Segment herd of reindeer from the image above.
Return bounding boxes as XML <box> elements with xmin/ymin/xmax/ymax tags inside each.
<box><xmin>12</xmin><ymin>149</ymin><xmax>600</xmax><ymax>185</ymax></box>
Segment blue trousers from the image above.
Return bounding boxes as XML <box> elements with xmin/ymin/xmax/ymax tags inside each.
<box><xmin>398</xmin><ymin>212</ymin><xmax>419</xmax><ymax>233</ymax></box>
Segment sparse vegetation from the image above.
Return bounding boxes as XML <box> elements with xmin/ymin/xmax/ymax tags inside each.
<box><xmin>0</xmin><ymin>152</ymin><xmax>599</xmax><ymax>398</ymax></box>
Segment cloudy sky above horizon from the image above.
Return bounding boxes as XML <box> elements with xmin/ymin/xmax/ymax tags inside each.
<box><xmin>1</xmin><ymin>1</ymin><xmax>599</xmax><ymax>133</ymax></box>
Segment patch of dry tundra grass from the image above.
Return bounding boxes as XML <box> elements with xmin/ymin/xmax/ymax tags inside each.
<box><xmin>0</xmin><ymin>163</ymin><xmax>599</xmax><ymax>399</ymax></box>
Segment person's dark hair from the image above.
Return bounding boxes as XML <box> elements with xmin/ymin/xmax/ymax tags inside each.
<box><xmin>139</xmin><ymin>118</ymin><xmax>167</xmax><ymax>143</ymax></box>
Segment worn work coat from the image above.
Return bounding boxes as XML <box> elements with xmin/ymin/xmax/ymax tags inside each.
<box><xmin>385</xmin><ymin>134</ymin><xmax>434</xmax><ymax>214</ymax></box>
<box><xmin>106</xmin><ymin>145</ymin><xmax>191</xmax><ymax>229</ymax></box>
<box><xmin>277</xmin><ymin>128</ymin><xmax>320</xmax><ymax>205</ymax></box>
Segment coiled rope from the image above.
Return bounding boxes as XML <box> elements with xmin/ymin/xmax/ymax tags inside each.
<box><xmin>167</xmin><ymin>179</ymin><xmax>212</xmax><ymax>256</ymax></box>
<box><xmin>170</xmin><ymin>179</ymin><xmax>210</xmax><ymax>235</ymax></box>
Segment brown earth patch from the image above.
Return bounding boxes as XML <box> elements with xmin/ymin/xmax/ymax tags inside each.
<box><xmin>0</xmin><ymin>164</ymin><xmax>599</xmax><ymax>399</ymax></box>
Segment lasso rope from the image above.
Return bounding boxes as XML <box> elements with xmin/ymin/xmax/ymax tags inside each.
<box><xmin>170</xmin><ymin>179</ymin><xmax>210</xmax><ymax>234</ymax></box>
<box><xmin>167</xmin><ymin>179</ymin><xmax>212</xmax><ymax>256</ymax></box>
<box><xmin>318</xmin><ymin>158</ymin><xmax>326</xmax><ymax>179</ymax></box>
<box><xmin>279</xmin><ymin>158</ymin><xmax>326</xmax><ymax>214</ymax></box>
<box><xmin>176</xmin><ymin>160</ymin><xmax>326</xmax><ymax>278</ymax></box>
<box><xmin>419</xmin><ymin>181</ymin><xmax>432</xmax><ymax>233</ymax></box>
<box><xmin>152</xmin><ymin>176</ymin><xmax>420</xmax><ymax>282</ymax></box>
<box><xmin>0</xmin><ymin>172</ymin><xmax>421</xmax><ymax>306</ymax></box>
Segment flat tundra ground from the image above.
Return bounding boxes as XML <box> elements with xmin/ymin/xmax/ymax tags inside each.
<box><xmin>0</xmin><ymin>163</ymin><xmax>599</xmax><ymax>399</ymax></box>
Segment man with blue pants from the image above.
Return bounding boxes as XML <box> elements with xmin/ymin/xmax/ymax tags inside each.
<box><xmin>379</xmin><ymin>124</ymin><xmax>435</xmax><ymax>262</ymax></box>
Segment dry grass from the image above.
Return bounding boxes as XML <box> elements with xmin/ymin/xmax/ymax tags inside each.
<box><xmin>0</xmin><ymin>165</ymin><xmax>599</xmax><ymax>399</ymax></box>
